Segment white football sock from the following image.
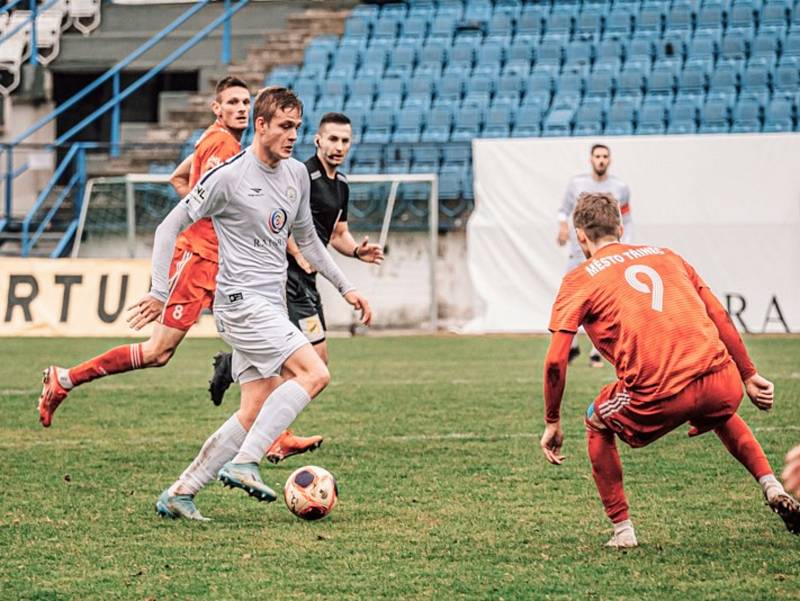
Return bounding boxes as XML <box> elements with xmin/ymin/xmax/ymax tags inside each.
<box><xmin>233</xmin><ymin>379</ymin><xmax>311</xmax><ymax>465</ymax></box>
<box><xmin>169</xmin><ymin>413</ymin><xmax>247</xmax><ymax>496</ymax></box>
<box><xmin>56</xmin><ymin>367</ymin><xmax>74</xmax><ymax>390</ymax></box>
<box><xmin>758</xmin><ymin>474</ymin><xmax>785</xmax><ymax>502</ymax></box>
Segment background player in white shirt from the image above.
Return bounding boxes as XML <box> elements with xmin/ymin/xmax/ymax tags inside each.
<box><xmin>557</xmin><ymin>144</ymin><xmax>633</xmax><ymax>367</ymax></box>
<box><xmin>128</xmin><ymin>87</ymin><xmax>371</xmax><ymax>520</ymax></box>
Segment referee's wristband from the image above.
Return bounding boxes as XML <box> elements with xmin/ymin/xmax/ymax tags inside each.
<box><xmin>352</xmin><ymin>245</ymin><xmax>360</xmax><ymax>259</ymax></box>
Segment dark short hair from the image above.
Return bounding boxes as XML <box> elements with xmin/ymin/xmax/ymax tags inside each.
<box><xmin>590</xmin><ymin>144</ymin><xmax>610</xmax><ymax>155</ymax></box>
<box><xmin>253</xmin><ymin>86</ymin><xmax>303</xmax><ymax>123</ymax></box>
<box><xmin>319</xmin><ymin>112</ymin><xmax>352</xmax><ymax>129</ymax></box>
<box><xmin>573</xmin><ymin>192</ymin><xmax>621</xmax><ymax>242</ymax></box>
<box><xmin>215</xmin><ymin>76</ymin><xmax>249</xmax><ymax>98</ymax></box>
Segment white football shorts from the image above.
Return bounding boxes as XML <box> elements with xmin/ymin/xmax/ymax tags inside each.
<box><xmin>214</xmin><ymin>294</ymin><xmax>309</xmax><ymax>384</ymax></box>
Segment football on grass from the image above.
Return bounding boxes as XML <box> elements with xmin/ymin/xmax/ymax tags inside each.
<box><xmin>284</xmin><ymin>466</ymin><xmax>338</xmax><ymax>520</ymax></box>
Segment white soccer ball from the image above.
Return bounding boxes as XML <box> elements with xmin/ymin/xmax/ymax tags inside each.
<box><xmin>284</xmin><ymin>465</ymin><xmax>338</xmax><ymax>520</ymax></box>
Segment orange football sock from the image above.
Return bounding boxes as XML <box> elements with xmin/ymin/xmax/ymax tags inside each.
<box><xmin>68</xmin><ymin>343</ymin><xmax>144</xmax><ymax>387</ymax></box>
<box><xmin>714</xmin><ymin>413</ymin><xmax>773</xmax><ymax>480</ymax></box>
<box><xmin>587</xmin><ymin>424</ymin><xmax>629</xmax><ymax>523</ymax></box>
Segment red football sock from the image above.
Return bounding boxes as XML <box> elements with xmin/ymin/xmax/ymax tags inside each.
<box><xmin>68</xmin><ymin>343</ymin><xmax>144</xmax><ymax>387</ymax></box>
<box><xmin>714</xmin><ymin>413</ymin><xmax>773</xmax><ymax>480</ymax></box>
<box><xmin>587</xmin><ymin>425</ymin><xmax>629</xmax><ymax>523</ymax></box>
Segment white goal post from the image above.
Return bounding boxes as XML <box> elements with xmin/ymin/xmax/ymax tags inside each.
<box><xmin>73</xmin><ymin>172</ymin><xmax>440</xmax><ymax>331</ymax></box>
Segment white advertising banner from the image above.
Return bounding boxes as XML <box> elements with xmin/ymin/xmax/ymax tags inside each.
<box><xmin>466</xmin><ymin>133</ymin><xmax>800</xmax><ymax>333</ymax></box>
<box><xmin>0</xmin><ymin>258</ymin><xmax>218</xmax><ymax>337</ymax></box>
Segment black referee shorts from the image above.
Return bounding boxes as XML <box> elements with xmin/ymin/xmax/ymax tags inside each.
<box><xmin>286</xmin><ymin>267</ymin><xmax>327</xmax><ymax>345</ymax></box>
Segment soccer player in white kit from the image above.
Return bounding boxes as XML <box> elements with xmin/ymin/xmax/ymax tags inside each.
<box><xmin>557</xmin><ymin>144</ymin><xmax>632</xmax><ymax>367</ymax></box>
<box><xmin>129</xmin><ymin>87</ymin><xmax>372</xmax><ymax>520</ymax></box>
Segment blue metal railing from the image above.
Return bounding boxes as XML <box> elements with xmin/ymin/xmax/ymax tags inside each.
<box><xmin>20</xmin><ymin>143</ymin><xmax>85</xmax><ymax>257</ymax></box>
<box><xmin>2</xmin><ymin>0</ymin><xmax>249</xmax><ymax>244</ymax></box>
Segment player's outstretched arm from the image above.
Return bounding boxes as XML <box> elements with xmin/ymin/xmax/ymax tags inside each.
<box><xmin>128</xmin><ymin>202</ymin><xmax>193</xmax><ymax>330</ymax></box>
<box><xmin>540</xmin><ymin>331</ymin><xmax>574</xmax><ymax>465</ymax></box>
<box><xmin>783</xmin><ymin>445</ymin><xmax>800</xmax><ymax>495</ymax></box>
<box><xmin>331</xmin><ymin>221</ymin><xmax>384</xmax><ymax>264</ymax></box>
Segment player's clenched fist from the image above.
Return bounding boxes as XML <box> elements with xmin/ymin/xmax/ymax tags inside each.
<box><xmin>127</xmin><ymin>294</ymin><xmax>164</xmax><ymax>330</ymax></box>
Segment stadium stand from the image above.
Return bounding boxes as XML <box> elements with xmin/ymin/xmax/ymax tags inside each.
<box><xmin>256</xmin><ymin>0</ymin><xmax>798</xmax><ymax>208</ymax></box>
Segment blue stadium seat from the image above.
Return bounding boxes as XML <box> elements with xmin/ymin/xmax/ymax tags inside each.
<box><xmin>636</xmin><ymin>4</ymin><xmax>665</xmax><ymax>35</ymax></box>
<box><xmin>594</xmin><ymin>38</ymin><xmax>624</xmax><ymax>73</ymax></box>
<box><xmin>488</xmin><ymin>12</ymin><xmax>514</xmax><ymax>38</ymax></box>
<box><xmin>429</xmin><ymin>14</ymin><xmax>457</xmax><ymax>41</ymax></box>
<box><xmin>647</xmin><ymin>67</ymin><xmax>677</xmax><ymax>99</ymax></box>
<box><xmin>666</xmin><ymin>2</ymin><xmax>695</xmax><ymax>32</ymax></box>
<box><xmin>404</xmin><ymin>75</ymin><xmax>435</xmax><ymax>108</ymax></box>
<box><xmin>760</xmin><ymin>0</ymin><xmax>791</xmax><ymax>32</ymax></box>
<box><xmin>696</xmin><ymin>2</ymin><xmax>726</xmax><ymax>34</ymax></box>
<box><xmin>442</xmin><ymin>142</ymin><xmax>471</xmax><ymax>168</ymax></box>
<box><xmin>687</xmin><ymin>33</ymin><xmax>718</xmax><ymax>66</ymax></box>
<box><xmin>421</xmin><ymin>106</ymin><xmax>453</xmax><ymax>142</ymax></box>
<box><xmin>728</xmin><ymin>2</ymin><xmax>757</xmax><ymax>34</ymax></box>
<box><xmin>343</xmin><ymin>16</ymin><xmax>370</xmax><ymax>41</ymax></box>
<box><xmin>449</xmin><ymin>41</ymin><xmax>477</xmax><ymax>70</ymax></box>
<box><xmin>555</xmin><ymin>69</ymin><xmax>585</xmax><ymax>106</ymax></box>
<box><xmin>292</xmin><ymin>78</ymin><xmax>319</xmax><ymax>106</ymax></box>
<box><xmin>464</xmin><ymin>75</ymin><xmax>494</xmax><ymax>107</ymax></box>
<box><xmin>573</xmin><ymin>100</ymin><xmax>605</xmax><ymax>136</ymax></box>
<box><xmin>362</xmin><ymin>45</ymin><xmax>390</xmax><ymax>76</ymax></box>
<box><xmin>402</xmin><ymin>16</ymin><xmax>428</xmax><ymax>40</ymax></box>
<box><xmin>418</xmin><ymin>40</ymin><xmax>448</xmax><ymax>72</ymax></box>
<box><xmin>374</xmin><ymin>76</ymin><xmax>407</xmax><ymax>110</ymax></box>
<box><xmin>438</xmin><ymin>168</ymin><xmax>463</xmax><ymax>201</ymax></box>
<box><xmin>637</xmin><ymin>99</ymin><xmax>668</xmax><ymax>134</ymax></box>
<box><xmin>699</xmin><ymin>96</ymin><xmax>732</xmax><ymax>132</ymax></box>
<box><xmin>505</xmin><ymin>39</ymin><xmax>534</xmax><ymax>74</ymax></box>
<box><xmin>741</xmin><ymin>63</ymin><xmax>771</xmax><ymax>105</ymax></box>
<box><xmin>749</xmin><ymin>31</ymin><xmax>781</xmax><ymax>67</ymax></box>
<box><xmin>493</xmin><ymin>72</ymin><xmax>523</xmax><ymax>105</ymax></box>
<box><xmin>350</xmin><ymin>145</ymin><xmax>383</xmax><ymax>173</ymax></box>
<box><xmin>605</xmin><ymin>99</ymin><xmax>637</xmax><ymax>135</ymax></box>
<box><xmin>436</xmin><ymin>0</ymin><xmax>463</xmax><ymax>18</ymax></box>
<box><xmin>575</xmin><ymin>6</ymin><xmax>604</xmax><ymax>39</ymax></box>
<box><xmin>381</xmin><ymin>3</ymin><xmax>407</xmax><ymax>19</ymax></box>
<box><xmin>774</xmin><ymin>62</ymin><xmax>800</xmax><ymax>96</ymax></box>
<box><xmin>784</xmin><ymin>32</ymin><xmax>800</xmax><ymax>60</ymax></box>
<box><xmin>512</xmin><ymin>104</ymin><xmax>543</xmax><ymax>136</ymax></box>
<box><xmin>372</xmin><ymin>17</ymin><xmax>400</xmax><ymax>42</ymax></box>
<box><xmin>732</xmin><ymin>96</ymin><xmax>763</xmax><ymax>131</ymax></box>
<box><xmin>564</xmin><ymin>40</ymin><xmax>593</xmax><ymax>72</ymax></box>
<box><xmin>411</xmin><ymin>144</ymin><xmax>440</xmax><ymax>172</ymax></box>
<box><xmin>321</xmin><ymin>78</ymin><xmax>348</xmax><ymax>99</ymax></box>
<box><xmin>616</xmin><ymin>65</ymin><xmax>647</xmax><ymax>101</ymax></box>
<box><xmin>495</xmin><ymin>0</ymin><xmax>523</xmax><ymax>18</ymax></box>
<box><xmin>265</xmin><ymin>65</ymin><xmax>298</xmax><ymax>88</ymax></box>
<box><xmin>351</xmin><ymin>4</ymin><xmax>378</xmax><ymax>23</ymax></box>
<box><xmin>709</xmin><ymin>60</ymin><xmax>743</xmax><ymax>95</ymax></box>
<box><xmin>585</xmin><ymin>69</ymin><xmax>616</xmax><ymax>100</ymax></box>
<box><xmin>464</xmin><ymin>0</ymin><xmax>493</xmax><ymax>22</ymax></box>
<box><xmin>407</xmin><ymin>2</ymin><xmax>435</xmax><ymax>19</ymax></box>
<box><xmin>656</xmin><ymin>32</ymin><xmax>688</xmax><ymax>62</ymax></box>
<box><xmin>392</xmin><ymin>106</ymin><xmax>425</xmax><ymax>143</ymax></box>
<box><xmin>763</xmin><ymin>96</ymin><xmax>795</xmax><ymax>131</ymax></box>
<box><xmin>668</xmin><ymin>99</ymin><xmax>699</xmax><ymax>133</ymax></box>
<box><xmin>720</xmin><ymin>30</ymin><xmax>748</xmax><ymax>62</ymax></box>
<box><xmin>605</xmin><ymin>6</ymin><xmax>635</xmax><ymax>37</ymax></box>
<box><xmin>478</xmin><ymin>40</ymin><xmax>506</xmax><ymax>68</ymax></box>
<box><xmin>547</xmin><ymin>12</ymin><xmax>574</xmax><ymax>40</ymax></box>
<box><xmin>347</xmin><ymin>111</ymin><xmax>366</xmax><ymax>143</ymax></box>
<box><xmin>482</xmin><ymin>105</ymin><xmax>514</xmax><ymax>137</ymax></box>
<box><xmin>524</xmin><ymin>71</ymin><xmax>554</xmax><ymax>107</ymax></box>
<box><xmin>386</xmin><ymin>43</ymin><xmax>419</xmax><ymax>78</ymax></box>
<box><xmin>626</xmin><ymin>35</ymin><xmax>656</xmax><ymax>66</ymax></box>
<box><xmin>535</xmin><ymin>38</ymin><xmax>564</xmax><ymax>73</ymax></box>
<box><xmin>516</xmin><ymin>10</ymin><xmax>545</xmax><ymax>40</ymax></box>
<box><xmin>363</xmin><ymin>111</ymin><xmax>394</xmax><ymax>144</ymax></box>
<box><xmin>452</xmin><ymin>106</ymin><xmax>484</xmax><ymax>141</ymax></box>
<box><xmin>542</xmin><ymin>106</ymin><xmax>575</xmax><ymax>136</ymax></box>
<box><xmin>678</xmin><ymin>61</ymin><xmax>709</xmax><ymax>99</ymax></box>
<box><xmin>435</xmin><ymin>72</ymin><xmax>465</xmax><ymax>106</ymax></box>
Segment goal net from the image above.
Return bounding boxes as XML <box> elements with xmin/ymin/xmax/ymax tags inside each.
<box><xmin>74</xmin><ymin>172</ymin><xmax>439</xmax><ymax>331</ymax></box>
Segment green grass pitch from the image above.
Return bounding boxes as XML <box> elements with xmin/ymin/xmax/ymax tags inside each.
<box><xmin>1</xmin><ymin>335</ymin><xmax>798</xmax><ymax>600</ymax></box>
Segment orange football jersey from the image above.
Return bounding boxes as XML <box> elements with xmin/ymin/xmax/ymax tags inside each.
<box><xmin>174</xmin><ymin>122</ymin><xmax>241</xmax><ymax>263</ymax></box>
<box><xmin>549</xmin><ymin>243</ymin><xmax>731</xmax><ymax>401</ymax></box>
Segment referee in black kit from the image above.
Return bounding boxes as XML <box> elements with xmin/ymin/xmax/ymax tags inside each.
<box><xmin>208</xmin><ymin>112</ymin><xmax>385</xmax><ymax>405</ymax></box>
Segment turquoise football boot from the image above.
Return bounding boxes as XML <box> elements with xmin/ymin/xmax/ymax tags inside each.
<box><xmin>155</xmin><ymin>489</ymin><xmax>210</xmax><ymax>521</ymax></box>
<box><xmin>218</xmin><ymin>461</ymin><xmax>277</xmax><ymax>502</ymax></box>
